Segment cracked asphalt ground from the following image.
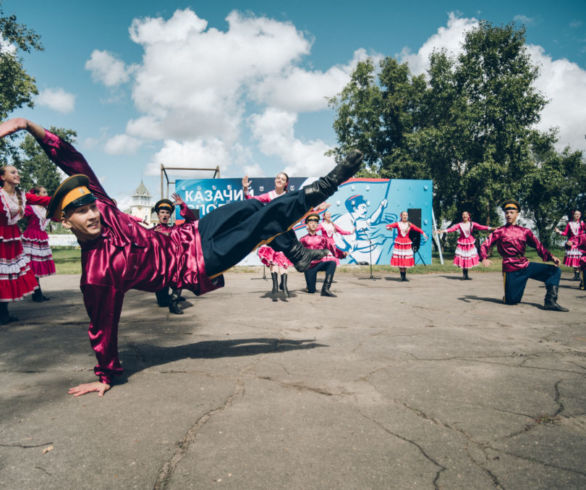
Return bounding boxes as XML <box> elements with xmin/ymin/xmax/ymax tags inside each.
<box><xmin>0</xmin><ymin>270</ymin><xmax>585</xmax><ymax>489</ymax></box>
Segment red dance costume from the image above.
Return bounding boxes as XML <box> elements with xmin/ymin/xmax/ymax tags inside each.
<box><xmin>317</xmin><ymin>221</ymin><xmax>352</xmax><ymax>251</ymax></box>
<box><xmin>40</xmin><ymin>131</ymin><xmax>222</xmax><ymax>384</ymax></box>
<box><xmin>387</xmin><ymin>222</ymin><xmax>424</xmax><ymax>268</ymax></box>
<box><xmin>0</xmin><ymin>189</ymin><xmax>50</xmax><ymax>301</ymax></box>
<box><xmin>247</xmin><ymin>190</ymin><xmax>292</xmax><ymax>269</ymax></box>
<box><xmin>559</xmin><ymin>221</ymin><xmax>586</xmax><ymax>268</ymax></box>
<box><xmin>443</xmin><ymin>221</ymin><xmax>490</xmax><ymax>269</ymax></box>
<box><xmin>22</xmin><ymin>204</ymin><xmax>56</xmax><ymax>277</ymax></box>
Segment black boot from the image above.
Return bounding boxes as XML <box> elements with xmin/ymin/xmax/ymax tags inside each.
<box><xmin>270</xmin><ymin>272</ymin><xmax>279</xmax><ymax>301</ymax></box>
<box><xmin>543</xmin><ymin>285</ymin><xmax>569</xmax><ymax>312</ymax></box>
<box><xmin>400</xmin><ymin>271</ymin><xmax>408</xmax><ymax>282</ymax></box>
<box><xmin>156</xmin><ymin>288</ymin><xmax>170</xmax><ymax>307</ymax></box>
<box><xmin>32</xmin><ymin>286</ymin><xmax>50</xmax><ymax>302</ymax></box>
<box><xmin>463</xmin><ymin>269</ymin><xmax>471</xmax><ymax>280</ymax></box>
<box><xmin>303</xmin><ymin>150</ymin><xmax>363</xmax><ymax>206</ymax></box>
<box><xmin>321</xmin><ymin>273</ymin><xmax>336</xmax><ymax>297</ymax></box>
<box><xmin>579</xmin><ymin>271</ymin><xmax>584</xmax><ymax>291</ymax></box>
<box><xmin>574</xmin><ymin>270</ymin><xmax>580</xmax><ymax>281</ymax></box>
<box><xmin>0</xmin><ymin>302</ymin><xmax>17</xmax><ymax>324</ymax></box>
<box><xmin>280</xmin><ymin>273</ymin><xmax>290</xmax><ymax>298</ymax></box>
<box><xmin>169</xmin><ymin>289</ymin><xmax>184</xmax><ymax>315</ymax></box>
<box><xmin>286</xmin><ymin>243</ymin><xmax>329</xmax><ymax>272</ymax></box>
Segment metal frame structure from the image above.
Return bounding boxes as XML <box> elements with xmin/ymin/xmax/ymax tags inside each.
<box><xmin>160</xmin><ymin>164</ymin><xmax>220</xmax><ymax>199</ymax></box>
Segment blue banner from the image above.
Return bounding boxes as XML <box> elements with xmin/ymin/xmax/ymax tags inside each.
<box><xmin>175</xmin><ymin>177</ymin><xmax>433</xmax><ymax>266</ymax></box>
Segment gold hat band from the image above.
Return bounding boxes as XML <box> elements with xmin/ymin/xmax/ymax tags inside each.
<box><xmin>61</xmin><ymin>186</ymin><xmax>92</xmax><ymax>211</ymax></box>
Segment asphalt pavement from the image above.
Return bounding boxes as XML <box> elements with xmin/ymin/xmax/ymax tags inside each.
<box><xmin>1</xmin><ymin>269</ymin><xmax>584</xmax><ymax>489</ymax></box>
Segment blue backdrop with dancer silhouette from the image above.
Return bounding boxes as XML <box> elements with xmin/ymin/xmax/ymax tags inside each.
<box><xmin>175</xmin><ymin>177</ymin><xmax>433</xmax><ymax>265</ymax></box>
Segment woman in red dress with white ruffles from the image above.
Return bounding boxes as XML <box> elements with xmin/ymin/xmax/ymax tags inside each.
<box><xmin>387</xmin><ymin>211</ymin><xmax>427</xmax><ymax>282</ymax></box>
<box><xmin>0</xmin><ymin>166</ymin><xmax>50</xmax><ymax>323</ymax></box>
<box><xmin>437</xmin><ymin>211</ymin><xmax>492</xmax><ymax>280</ymax></box>
<box><xmin>22</xmin><ymin>185</ymin><xmax>56</xmax><ymax>301</ymax></box>
<box><xmin>555</xmin><ymin>210</ymin><xmax>586</xmax><ymax>281</ymax></box>
<box><xmin>242</xmin><ymin>171</ymin><xmax>293</xmax><ymax>300</ymax></box>
<box><xmin>317</xmin><ymin>210</ymin><xmax>353</xmax><ymax>251</ymax></box>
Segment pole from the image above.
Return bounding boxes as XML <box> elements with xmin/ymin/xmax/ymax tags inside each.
<box><xmin>432</xmin><ymin>208</ymin><xmax>444</xmax><ymax>265</ymax></box>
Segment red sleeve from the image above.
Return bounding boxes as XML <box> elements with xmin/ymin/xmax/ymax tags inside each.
<box><xmin>39</xmin><ymin>131</ymin><xmax>115</xmax><ymax>207</ymax></box>
<box><xmin>24</xmin><ymin>205</ymin><xmax>34</xmax><ymax>217</ymax></box>
<box><xmin>81</xmin><ymin>284</ymin><xmax>125</xmax><ymax>385</ymax></box>
<box><xmin>25</xmin><ymin>193</ymin><xmax>51</xmax><ymax>206</ymax></box>
<box><xmin>386</xmin><ymin>222</ymin><xmax>398</xmax><ymax>230</ymax></box>
<box><xmin>472</xmin><ymin>222</ymin><xmax>490</xmax><ymax>232</ymax></box>
<box><xmin>179</xmin><ymin>202</ymin><xmax>197</xmax><ymax>222</ymax></box>
<box><xmin>333</xmin><ymin>223</ymin><xmax>352</xmax><ymax>235</ymax></box>
<box><xmin>409</xmin><ymin>224</ymin><xmax>424</xmax><ymax>234</ymax></box>
<box><xmin>479</xmin><ymin>230</ymin><xmax>498</xmax><ymax>260</ymax></box>
<box><xmin>560</xmin><ymin>224</ymin><xmax>570</xmax><ymax>237</ymax></box>
<box><xmin>526</xmin><ymin>229</ymin><xmax>554</xmax><ymax>263</ymax></box>
<box><xmin>444</xmin><ymin>223</ymin><xmax>460</xmax><ymax>233</ymax></box>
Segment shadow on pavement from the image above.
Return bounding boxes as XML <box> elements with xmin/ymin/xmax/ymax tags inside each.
<box><xmin>119</xmin><ymin>337</ymin><xmax>327</xmax><ymax>378</ymax></box>
<box><xmin>459</xmin><ymin>295</ymin><xmax>542</xmax><ymax>309</ymax></box>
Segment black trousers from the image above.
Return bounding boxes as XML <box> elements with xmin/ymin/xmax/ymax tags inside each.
<box><xmin>304</xmin><ymin>261</ymin><xmax>336</xmax><ymax>293</ymax></box>
<box><xmin>503</xmin><ymin>262</ymin><xmax>560</xmax><ymax>305</ymax></box>
<box><xmin>199</xmin><ymin>189</ymin><xmax>312</xmax><ymax>278</ymax></box>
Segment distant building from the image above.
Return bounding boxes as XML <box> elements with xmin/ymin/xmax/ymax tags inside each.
<box><xmin>127</xmin><ymin>180</ymin><xmax>153</xmax><ymax>224</ymax></box>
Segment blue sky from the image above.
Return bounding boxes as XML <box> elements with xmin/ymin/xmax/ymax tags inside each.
<box><xmin>4</xmin><ymin>0</ymin><xmax>586</xmax><ymax>207</ymax></box>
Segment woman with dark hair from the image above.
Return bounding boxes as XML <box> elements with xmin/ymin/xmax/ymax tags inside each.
<box><xmin>318</xmin><ymin>210</ymin><xmax>353</xmax><ymax>251</ymax></box>
<box><xmin>242</xmin><ymin>171</ymin><xmax>293</xmax><ymax>300</ymax></box>
<box><xmin>437</xmin><ymin>211</ymin><xmax>492</xmax><ymax>280</ymax></box>
<box><xmin>387</xmin><ymin>211</ymin><xmax>427</xmax><ymax>281</ymax></box>
<box><xmin>22</xmin><ymin>185</ymin><xmax>56</xmax><ymax>301</ymax></box>
<box><xmin>555</xmin><ymin>210</ymin><xmax>586</xmax><ymax>281</ymax></box>
<box><xmin>0</xmin><ymin>166</ymin><xmax>50</xmax><ymax>322</ymax></box>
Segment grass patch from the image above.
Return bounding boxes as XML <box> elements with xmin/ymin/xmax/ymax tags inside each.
<box><xmin>52</xmin><ymin>247</ymin><xmax>82</xmax><ymax>275</ymax></box>
<box><xmin>49</xmin><ymin>246</ymin><xmax>572</xmax><ymax>276</ymax></box>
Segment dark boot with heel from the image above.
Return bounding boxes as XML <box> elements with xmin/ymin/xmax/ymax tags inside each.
<box><xmin>321</xmin><ymin>273</ymin><xmax>336</xmax><ymax>297</ymax></box>
<box><xmin>168</xmin><ymin>289</ymin><xmax>184</xmax><ymax>315</ymax></box>
<box><xmin>543</xmin><ymin>285</ymin><xmax>568</xmax><ymax>312</ymax></box>
<box><xmin>270</xmin><ymin>272</ymin><xmax>279</xmax><ymax>301</ymax></box>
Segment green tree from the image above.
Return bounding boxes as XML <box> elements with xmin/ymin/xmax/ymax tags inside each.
<box><xmin>521</xmin><ymin>131</ymin><xmax>585</xmax><ymax>247</ymax></box>
<box><xmin>15</xmin><ymin>127</ymin><xmax>76</xmax><ymax>194</ymax></box>
<box><xmin>0</xmin><ymin>4</ymin><xmax>43</xmax><ymax>160</ymax></box>
<box><xmin>330</xmin><ymin>21</ymin><xmax>548</xmax><ymax>228</ymax></box>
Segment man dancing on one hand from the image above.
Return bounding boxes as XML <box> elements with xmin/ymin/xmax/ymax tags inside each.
<box><xmin>0</xmin><ymin>117</ymin><xmax>363</xmax><ymax>396</ymax></box>
<box><xmin>480</xmin><ymin>200</ymin><xmax>568</xmax><ymax>311</ymax></box>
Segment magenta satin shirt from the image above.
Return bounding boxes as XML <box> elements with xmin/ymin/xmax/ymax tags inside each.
<box><xmin>300</xmin><ymin>232</ymin><xmax>346</xmax><ymax>267</ymax></box>
<box><xmin>41</xmin><ymin>131</ymin><xmax>223</xmax><ymax>384</ymax></box>
<box><xmin>479</xmin><ymin>224</ymin><xmax>554</xmax><ymax>272</ymax></box>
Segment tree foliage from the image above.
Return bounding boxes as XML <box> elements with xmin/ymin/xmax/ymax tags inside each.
<box><xmin>14</xmin><ymin>127</ymin><xmax>76</xmax><ymax>194</ymax></box>
<box><xmin>0</xmin><ymin>4</ymin><xmax>43</xmax><ymax>160</ymax></box>
<box><xmin>329</xmin><ymin>21</ymin><xmax>584</xmax><ymax>241</ymax></box>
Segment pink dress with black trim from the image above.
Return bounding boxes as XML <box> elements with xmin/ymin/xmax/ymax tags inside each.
<box><xmin>22</xmin><ymin>205</ymin><xmax>56</xmax><ymax>277</ymax></box>
<box><xmin>246</xmin><ymin>189</ymin><xmax>292</xmax><ymax>269</ymax></box>
<box><xmin>0</xmin><ymin>189</ymin><xmax>49</xmax><ymax>301</ymax></box>
<box><xmin>387</xmin><ymin>222</ymin><xmax>424</xmax><ymax>268</ymax></box>
<box><xmin>559</xmin><ymin>221</ymin><xmax>586</xmax><ymax>268</ymax></box>
<box><xmin>443</xmin><ymin>221</ymin><xmax>490</xmax><ymax>269</ymax></box>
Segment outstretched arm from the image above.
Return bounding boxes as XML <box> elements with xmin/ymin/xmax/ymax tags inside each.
<box><xmin>0</xmin><ymin>118</ymin><xmax>113</xmax><ymax>205</ymax></box>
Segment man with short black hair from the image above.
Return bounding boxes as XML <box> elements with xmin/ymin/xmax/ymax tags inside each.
<box><xmin>0</xmin><ymin>117</ymin><xmax>363</xmax><ymax>396</ymax></box>
<box><xmin>480</xmin><ymin>199</ymin><xmax>568</xmax><ymax>311</ymax></box>
<box><xmin>301</xmin><ymin>212</ymin><xmax>347</xmax><ymax>297</ymax></box>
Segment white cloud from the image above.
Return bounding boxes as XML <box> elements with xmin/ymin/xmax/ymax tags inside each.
<box><xmin>251</xmin><ymin>49</ymin><xmax>376</xmax><ymax>112</ymax></box>
<box><xmin>400</xmin><ymin>13</ymin><xmax>478</xmax><ymax>76</ymax></box>
<box><xmin>513</xmin><ymin>15</ymin><xmax>534</xmax><ymax>25</ymax></box>
<box><xmin>146</xmin><ymin>138</ymin><xmax>230</xmax><ymax>176</ymax></box>
<box><xmin>36</xmin><ymin>88</ymin><xmax>75</xmax><ymax>113</ymax></box>
<box><xmin>400</xmin><ymin>13</ymin><xmax>586</xmax><ymax>152</ymax></box>
<box><xmin>104</xmin><ymin>134</ymin><xmax>142</xmax><ymax>155</ymax></box>
<box><xmin>85</xmin><ymin>49</ymin><xmax>134</xmax><ymax>86</ymax></box>
<box><xmin>127</xmin><ymin>9</ymin><xmax>312</xmax><ymax>145</ymax></box>
<box><xmin>528</xmin><ymin>44</ymin><xmax>586</xmax><ymax>151</ymax></box>
<box><xmin>0</xmin><ymin>33</ymin><xmax>16</xmax><ymax>55</ymax></box>
<box><xmin>249</xmin><ymin>108</ymin><xmax>334</xmax><ymax>176</ymax></box>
